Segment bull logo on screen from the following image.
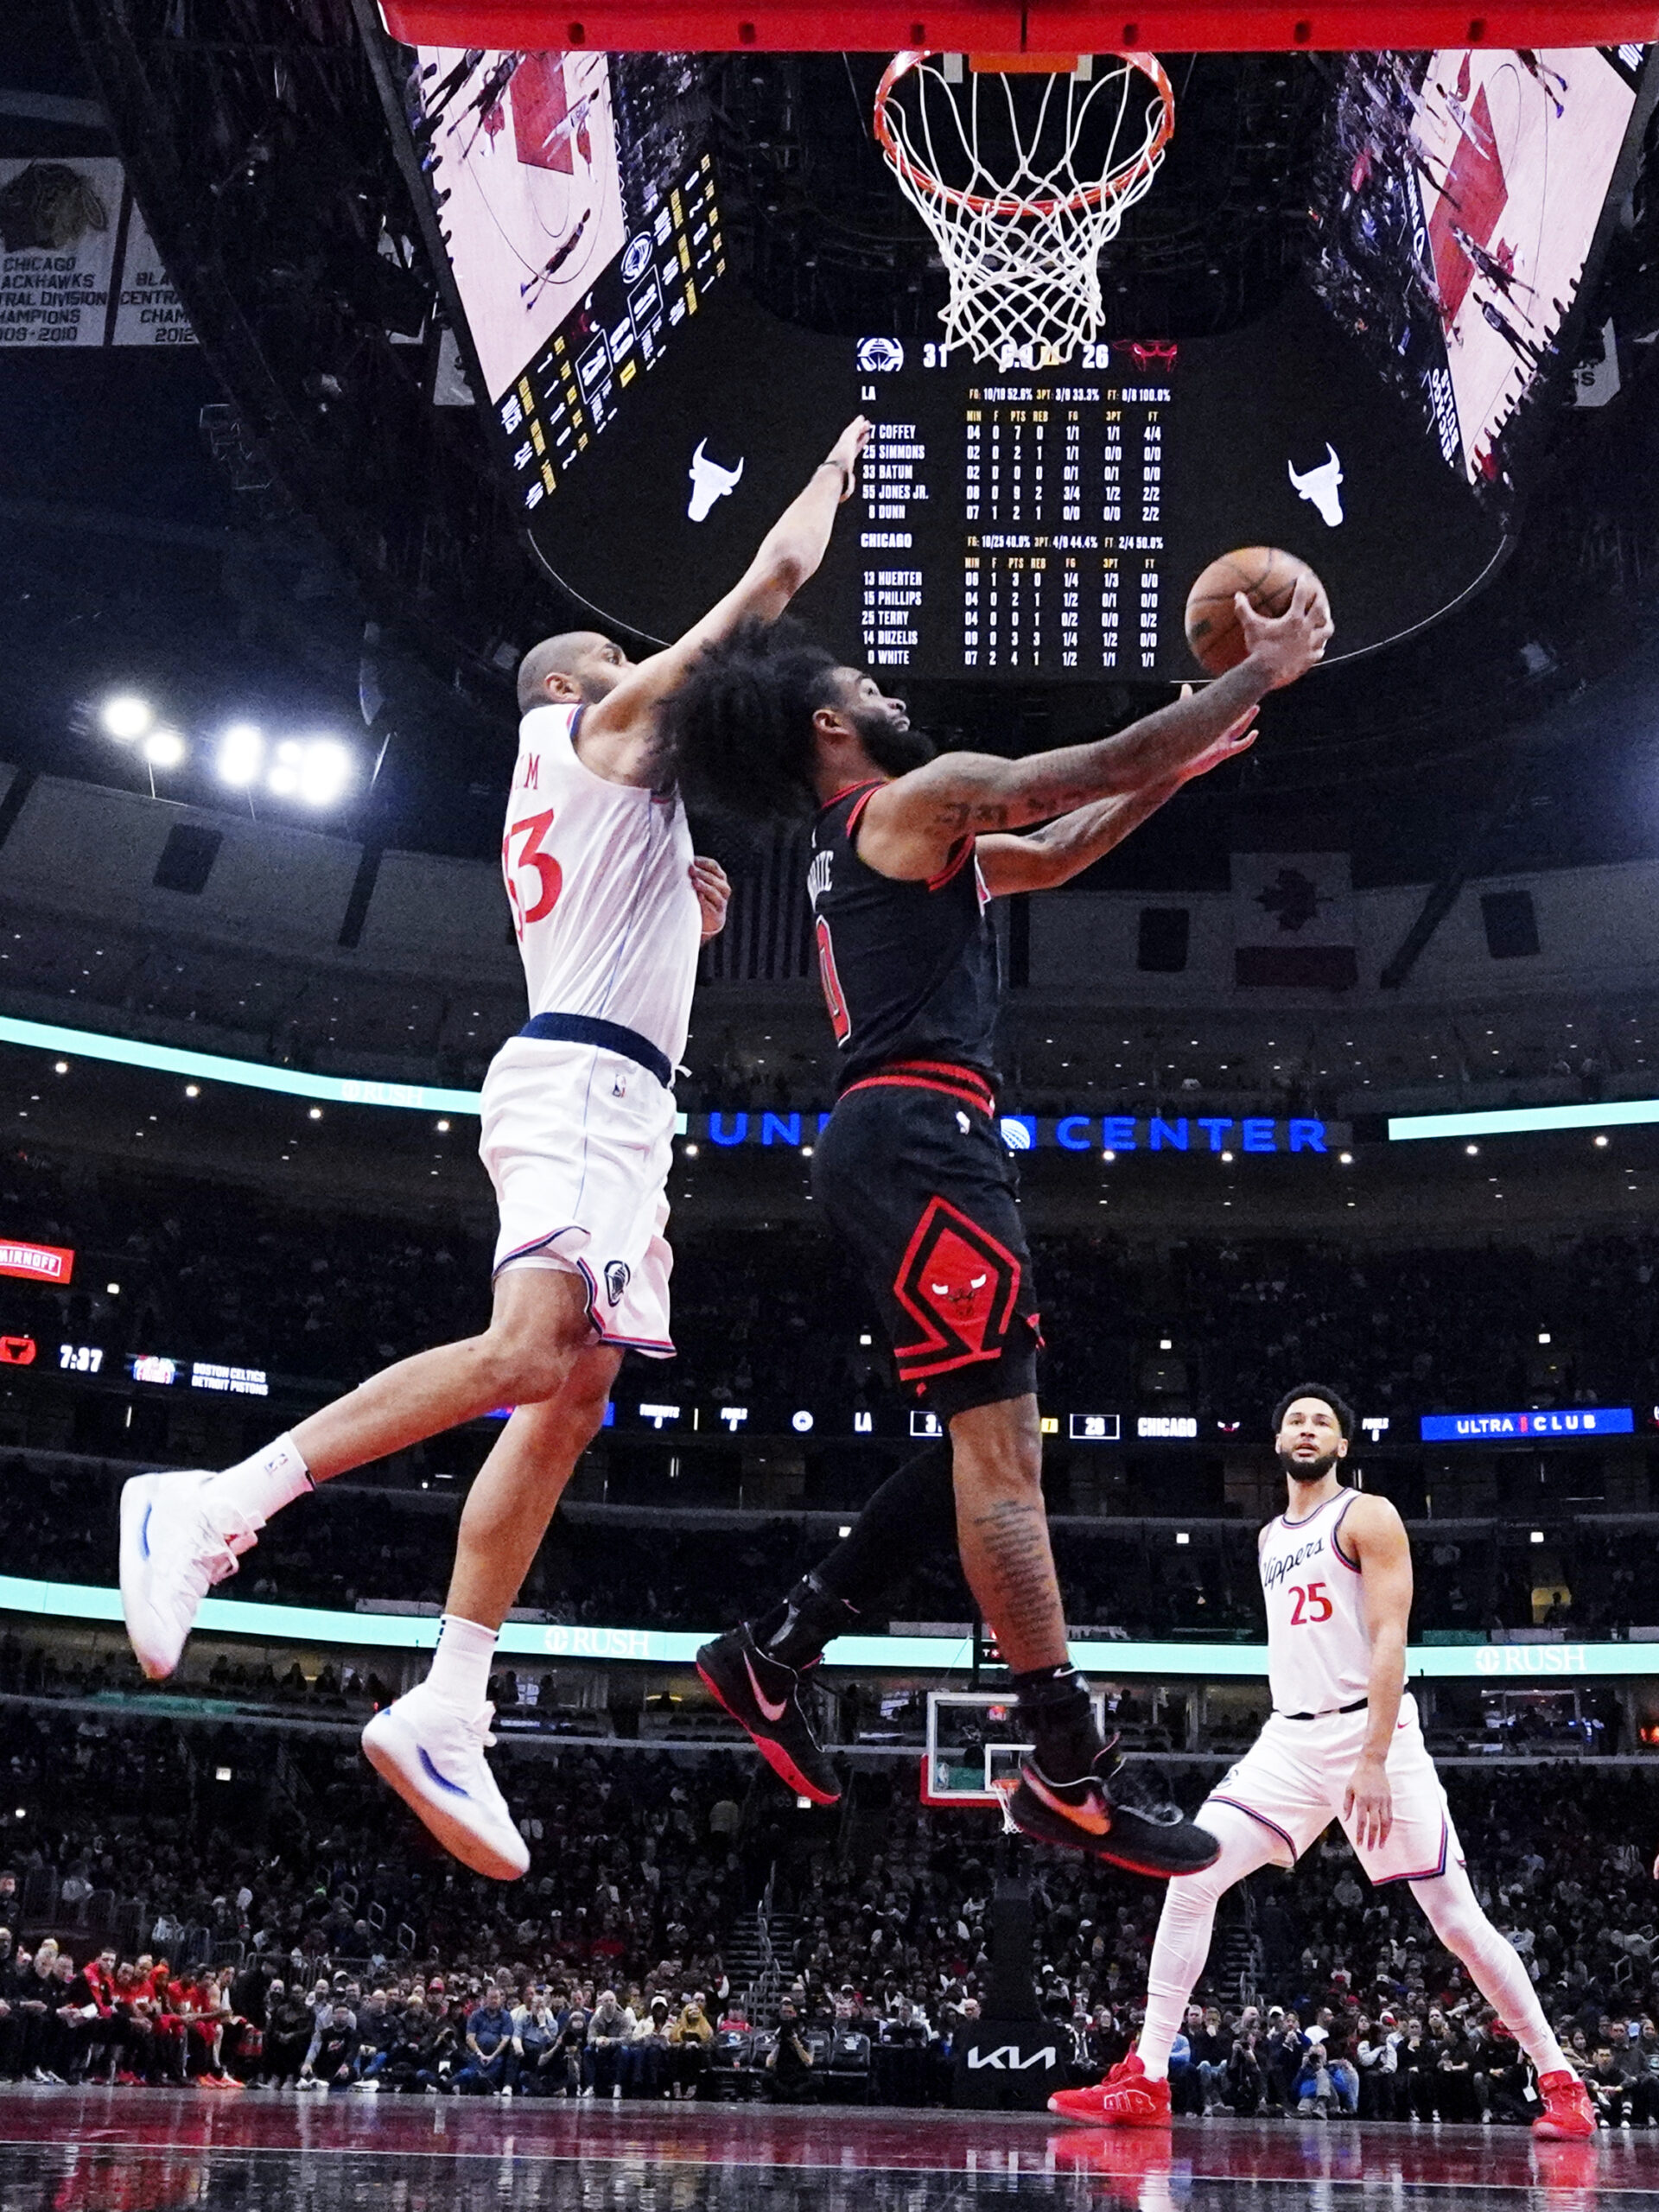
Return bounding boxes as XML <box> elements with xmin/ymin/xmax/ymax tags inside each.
<box><xmin>687</xmin><ymin>440</ymin><xmax>745</xmax><ymax>522</ymax></box>
<box><xmin>1287</xmin><ymin>443</ymin><xmax>1344</xmax><ymax>527</ymax></box>
<box><xmin>891</xmin><ymin>1196</ymin><xmax>1023</xmax><ymax>1383</ymax></box>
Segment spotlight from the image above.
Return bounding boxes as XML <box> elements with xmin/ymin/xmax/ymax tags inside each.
<box><xmin>1594</xmin><ymin>1134</ymin><xmax>1610</xmax><ymax>1149</ymax></box>
<box><xmin>267</xmin><ymin>740</ymin><xmax>303</xmax><ymax>798</ymax></box>
<box><xmin>185</xmin><ymin>1084</ymin><xmax>200</xmax><ymax>1098</ymax></box>
<box><xmin>308</xmin><ymin>1107</ymin><xmax>323</xmax><ymax>1121</ymax></box>
<box><xmin>54</xmin><ymin>1062</ymin><xmax>67</xmax><ymax>1075</ymax></box>
<box><xmin>143</xmin><ymin>730</ymin><xmax>186</xmax><ymax>769</ymax></box>
<box><xmin>216</xmin><ymin>723</ymin><xmax>264</xmax><ymax>787</ymax></box>
<box><xmin>298</xmin><ymin>739</ymin><xmax>353</xmax><ymax>808</ymax></box>
<box><xmin>100</xmin><ymin>695</ymin><xmax>153</xmax><ymax>741</ymax></box>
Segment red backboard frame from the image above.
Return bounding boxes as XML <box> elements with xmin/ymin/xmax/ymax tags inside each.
<box><xmin>379</xmin><ymin>0</ymin><xmax>1658</xmax><ymax>53</ymax></box>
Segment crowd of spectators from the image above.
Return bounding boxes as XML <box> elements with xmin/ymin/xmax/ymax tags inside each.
<box><xmin>9</xmin><ymin>1145</ymin><xmax>1659</xmax><ymax>1422</ymax></box>
<box><xmin>7</xmin><ymin>1448</ymin><xmax>1659</xmax><ymax>1646</ymax></box>
<box><xmin>1</xmin><ymin>1703</ymin><xmax>1658</xmax><ymax>2121</ymax></box>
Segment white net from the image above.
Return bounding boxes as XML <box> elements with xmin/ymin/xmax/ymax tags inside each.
<box><xmin>874</xmin><ymin>52</ymin><xmax>1175</xmax><ymax>371</ymax></box>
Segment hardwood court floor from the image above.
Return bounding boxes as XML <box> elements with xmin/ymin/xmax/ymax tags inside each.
<box><xmin>0</xmin><ymin>2086</ymin><xmax>1649</xmax><ymax>2209</ymax></box>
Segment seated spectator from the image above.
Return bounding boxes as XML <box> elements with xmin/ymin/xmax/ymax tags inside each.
<box><xmin>454</xmin><ymin>1987</ymin><xmax>515</xmax><ymax>2097</ymax></box>
<box><xmin>301</xmin><ymin>1993</ymin><xmax>359</xmax><ymax>2091</ymax></box>
<box><xmin>668</xmin><ymin>1995</ymin><xmax>712</xmax><ymax>2100</ymax></box>
<box><xmin>512</xmin><ymin>1992</ymin><xmax>562</xmax><ymax>2097</ymax></box>
<box><xmin>766</xmin><ymin>2000</ymin><xmax>816</xmax><ymax>2105</ymax></box>
<box><xmin>1191</xmin><ymin>2005</ymin><xmax>1231</xmax><ymax>2116</ymax></box>
<box><xmin>587</xmin><ymin>1990</ymin><xmax>637</xmax><ymax>2099</ymax></box>
<box><xmin>623</xmin><ymin>1996</ymin><xmax>674</xmax><ymax>2099</ymax></box>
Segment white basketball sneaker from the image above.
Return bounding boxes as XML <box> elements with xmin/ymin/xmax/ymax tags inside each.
<box><xmin>361</xmin><ymin>1685</ymin><xmax>530</xmax><ymax>1881</ymax></box>
<box><xmin>119</xmin><ymin>1470</ymin><xmax>259</xmax><ymax>1680</ymax></box>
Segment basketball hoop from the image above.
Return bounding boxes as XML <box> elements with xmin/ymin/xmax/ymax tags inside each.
<box><xmin>873</xmin><ymin>51</ymin><xmax>1175</xmax><ymax>370</ymax></box>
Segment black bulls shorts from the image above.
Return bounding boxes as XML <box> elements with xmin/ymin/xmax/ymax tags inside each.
<box><xmin>813</xmin><ymin>1061</ymin><xmax>1041</xmax><ymax>1420</ymax></box>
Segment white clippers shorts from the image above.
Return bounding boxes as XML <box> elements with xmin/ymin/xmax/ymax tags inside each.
<box><xmin>479</xmin><ymin>1034</ymin><xmax>677</xmax><ymax>1357</ymax></box>
<box><xmin>1205</xmin><ymin>1693</ymin><xmax>1465</xmax><ymax>1886</ymax></box>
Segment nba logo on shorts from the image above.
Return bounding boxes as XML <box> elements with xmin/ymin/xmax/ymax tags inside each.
<box><xmin>604</xmin><ymin>1261</ymin><xmax>631</xmax><ymax>1306</ymax></box>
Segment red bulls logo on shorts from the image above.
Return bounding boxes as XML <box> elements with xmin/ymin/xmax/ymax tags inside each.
<box><xmin>891</xmin><ymin>1196</ymin><xmax>1023</xmax><ymax>1382</ymax></box>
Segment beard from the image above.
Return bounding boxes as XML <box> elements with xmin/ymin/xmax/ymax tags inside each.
<box><xmin>1277</xmin><ymin>1445</ymin><xmax>1342</xmax><ymax>1486</ymax></box>
<box><xmin>854</xmin><ymin>707</ymin><xmax>937</xmax><ymax>777</ymax></box>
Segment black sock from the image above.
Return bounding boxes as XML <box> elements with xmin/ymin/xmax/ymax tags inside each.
<box><xmin>810</xmin><ymin>1442</ymin><xmax>957</xmax><ymax>1611</ymax></box>
<box><xmin>1012</xmin><ymin>1664</ymin><xmax>1105</xmax><ymax>1782</ymax></box>
<box><xmin>752</xmin><ymin>1575</ymin><xmax>858</xmax><ymax>1669</ymax></box>
<box><xmin>750</xmin><ymin>1445</ymin><xmax>957</xmax><ymax>1667</ymax></box>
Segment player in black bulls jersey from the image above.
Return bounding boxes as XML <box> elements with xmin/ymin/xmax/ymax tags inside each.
<box><xmin>659</xmin><ymin>582</ymin><xmax>1329</xmax><ymax>1876</ymax></box>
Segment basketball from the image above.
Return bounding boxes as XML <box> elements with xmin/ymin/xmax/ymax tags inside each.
<box><xmin>1184</xmin><ymin>545</ymin><xmax>1331</xmax><ymax>675</ymax></box>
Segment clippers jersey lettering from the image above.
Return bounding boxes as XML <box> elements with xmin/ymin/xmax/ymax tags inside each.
<box><xmin>1259</xmin><ymin>1491</ymin><xmax>1381</xmax><ymax>1714</ymax></box>
<box><xmin>503</xmin><ymin>703</ymin><xmax>701</xmax><ymax>1065</ymax></box>
<box><xmin>808</xmin><ymin>780</ymin><xmax>1000</xmax><ymax>1090</ymax></box>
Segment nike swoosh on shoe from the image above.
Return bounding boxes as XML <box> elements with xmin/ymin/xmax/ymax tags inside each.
<box><xmin>1023</xmin><ymin>1770</ymin><xmax>1112</xmax><ymax>1835</ymax></box>
<box><xmin>743</xmin><ymin>1651</ymin><xmax>790</xmax><ymax>1725</ymax></box>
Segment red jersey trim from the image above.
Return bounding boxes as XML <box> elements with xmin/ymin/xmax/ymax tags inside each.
<box><xmin>841</xmin><ymin>1073</ymin><xmax>993</xmax><ymax>1116</ymax></box>
<box><xmin>880</xmin><ymin>1057</ymin><xmax>995</xmax><ymax>1096</ymax></box>
<box><xmin>827</xmin><ymin>783</ymin><xmax>885</xmax><ymax>840</ymax></box>
<box><xmin>926</xmin><ymin>837</ymin><xmax>974</xmax><ymax>892</ymax></box>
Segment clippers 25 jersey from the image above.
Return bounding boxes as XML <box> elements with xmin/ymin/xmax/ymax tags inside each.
<box><xmin>809</xmin><ymin>779</ymin><xmax>1000</xmax><ymax>1090</ymax></box>
<box><xmin>501</xmin><ymin>702</ymin><xmax>700</xmax><ymax>1065</ymax></box>
<box><xmin>1259</xmin><ymin>1491</ymin><xmax>1388</xmax><ymax>1716</ymax></box>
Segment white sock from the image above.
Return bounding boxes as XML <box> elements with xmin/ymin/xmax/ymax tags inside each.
<box><xmin>1410</xmin><ymin>1864</ymin><xmax>1571</xmax><ymax>2079</ymax></box>
<box><xmin>425</xmin><ymin>1615</ymin><xmax>499</xmax><ymax>1713</ymax></box>
<box><xmin>1136</xmin><ymin>1886</ymin><xmax>1218</xmax><ymax>2081</ymax></box>
<box><xmin>207</xmin><ymin>1433</ymin><xmax>313</xmax><ymax>1529</ymax></box>
<box><xmin>1136</xmin><ymin>1804</ymin><xmax>1277</xmax><ymax>2082</ymax></box>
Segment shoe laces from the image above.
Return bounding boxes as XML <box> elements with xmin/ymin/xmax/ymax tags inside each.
<box><xmin>1091</xmin><ymin>1745</ymin><xmax>1189</xmax><ymax>1829</ymax></box>
<box><xmin>175</xmin><ymin>1500</ymin><xmax>257</xmax><ymax>1599</ymax></box>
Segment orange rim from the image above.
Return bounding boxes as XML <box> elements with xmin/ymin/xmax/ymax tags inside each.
<box><xmin>872</xmin><ymin>49</ymin><xmax>1176</xmax><ymax>225</ymax></box>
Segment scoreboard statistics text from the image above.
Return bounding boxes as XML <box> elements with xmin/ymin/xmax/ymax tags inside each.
<box><xmin>857</xmin><ymin>371</ymin><xmax>1173</xmax><ymax>677</ymax></box>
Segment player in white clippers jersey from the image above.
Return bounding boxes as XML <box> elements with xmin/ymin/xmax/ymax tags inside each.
<box><xmin>1051</xmin><ymin>1384</ymin><xmax>1597</xmax><ymax>2142</ymax></box>
<box><xmin>117</xmin><ymin>415</ymin><xmax>874</xmax><ymax>1883</ymax></box>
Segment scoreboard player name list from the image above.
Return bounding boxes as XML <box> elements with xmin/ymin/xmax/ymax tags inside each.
<box><xmin>857</xmin><ymin>380</ymin><xmax>1173</xmax><ymax>677</ymax></box>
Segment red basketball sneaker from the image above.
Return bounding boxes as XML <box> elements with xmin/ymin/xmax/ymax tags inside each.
<box><xmin>1534</xmin><ymin>2069</ymin><xmax>1597</xmax><ymax>2139</ymax></box>
<box><xmin>1049</xmin><ymin>2052</ymin><xmax>1173</xmax><ymax>2127</ymax></box>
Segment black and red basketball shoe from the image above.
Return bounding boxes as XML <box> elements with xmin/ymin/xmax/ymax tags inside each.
<box><xmin>1008</xmin><ymin>1744</ymin><xmax>1220</xmax><ymax>1878</ymax></box>
<box><xmin>696</xmin><ymin>1626</ymin><xmax>842</xmax><ymax>1805</ymax></box>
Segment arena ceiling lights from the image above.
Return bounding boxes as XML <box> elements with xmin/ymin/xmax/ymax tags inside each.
<box><xmin>97</xmin><ymin>694</ymin><xmax>361</xmax><ymax>811</ymax></box>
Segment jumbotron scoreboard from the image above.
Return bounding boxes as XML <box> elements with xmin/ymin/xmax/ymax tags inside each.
<box><xmin>390</xmin><ymin>41</ymin><xmax>1647</xmax><ymax>683</ymax></box>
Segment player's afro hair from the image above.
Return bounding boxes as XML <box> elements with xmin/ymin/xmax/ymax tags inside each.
<box><xmin>1271</xmin><ymin>1382</ymin><xmax>1356</xmax><ymax>1440</ymax></box>
<box><xmin>652</xmin><ymin>618</ymin><xmax>842</xmax><ymax>823</ymax></box>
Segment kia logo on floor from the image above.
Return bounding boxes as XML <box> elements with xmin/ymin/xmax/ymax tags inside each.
<box><xmin>0</xmin><ymin>1335</ymin><xmax>37</xmax><ymax>1365</ymax></box>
